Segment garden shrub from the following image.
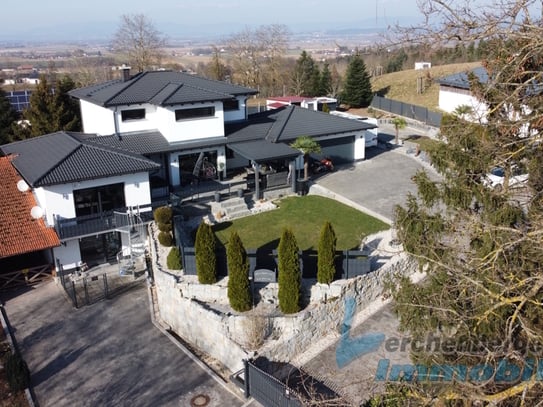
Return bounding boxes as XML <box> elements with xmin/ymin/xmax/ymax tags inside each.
<box><xmin>157</xmin><ymin>222</ymin><xmax>172</xmax><ymax>233</ymax></box>
<box><xmin>317</xmin><ymin>221</ymin><xmax>337</xmax><ymax>284</ymax></box>
<box><xmin>195</xmin><ymin>222</ymin><xmax>217</xmax><ymax>284</ymax></box>
<box><xmin>227</xmin><ymin>231</ymin><xmax>251</xmax><ymax>312</ymax></box>
<box><xmin>153</xmin><ymin>206</ymin><xmax>173</xmax><ymax>224</ymax></box>
<box><xmin>277</xmin><ymin>228</ymin><xmax>301</xmax><ymax>314</ymax></box>
<box><xmin>158</xmin><ymin>231</ymin><xmax>173</xmax><ymax>247</ymax></box>
<box><xmin>5</xmin><ymin>351</ymin><xmax>30</xmax><ymax>392</ymax></box>
<box><xmin>167</xmin><ymin>247</ymin><xmax>182</xmax><ymax>270</ymax></box>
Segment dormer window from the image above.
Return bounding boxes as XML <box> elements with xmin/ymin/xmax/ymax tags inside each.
<box><xmin>121</xmin><ymin>108</ymin><xmax>146</xmax><ymax>121</ymax></box>
<box><xmin>223</xmin><ymin>99</ymin><xmax>239</xmax><ymax>111</ymax></box>
<box><xmin>175</xmin><ymin>106</ymin><xmax>215</xmax><ymax>121</ymax></box>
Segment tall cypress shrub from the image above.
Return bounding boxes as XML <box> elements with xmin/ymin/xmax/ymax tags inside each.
<box><xmin>195</xmin><ymin>222</ymin><xmax>217</xmax><ymax>284</ymax></box>
<box><xmin>277</xmin><ymin>228</ymin><xmax>301</xmax><ymax>314</ymax></box>
<box><xmin>227</xmin><ymin>231</ymin><xmax>252</xmax><ymax>312</ymax></box>
<box><xmin>318</xmin><ymin>221</ymin><xmax>337</xmax><ymax>284</ymax></box>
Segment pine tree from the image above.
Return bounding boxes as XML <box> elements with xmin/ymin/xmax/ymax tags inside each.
<box><xmin>340</xmin><ymin>53</ymin><xmax>372</xmax><ymax>108</ymax></box>
<box><xmin>0</xmin><ymin>88</ymin><xmax>18</xmax><ymax>145</ymax></box>
<box><xmin>227</xmin><ymin>231</ymin><xmax>252</xmax><ymax>312</ymax></box>
<box><xmin>20</xmin><ymin>74</ymin><xmax>81</xmax><ymax>138</ymax></box>
<box><xmin>317</xmin><ymin>221</ymin><xmax>337</xmax><ymax>284</ymax></box>
<box><xmin>195</xmin><ymin>222</ymin><xmax>217</xmax><ymax>284</ymax></box>
<box><xmin>291</xmin><ymin>51</ymin><xmax>317</xmax><ymax>97</ymax></box>
<box><xmin>277</xmin><ymin>228</ymin><xmax>301</xmax><ymax>314</ymax></box>
<box><xmin>319</xmin><ymin>62</ymin><xmax>332</xmax><ymax>97</ymax></box>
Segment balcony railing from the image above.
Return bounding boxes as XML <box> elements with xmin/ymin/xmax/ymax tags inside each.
<box><xmin>54</xmin><ymin>201</ymin><xmax>167</xmax><ymax>240</ymax></box>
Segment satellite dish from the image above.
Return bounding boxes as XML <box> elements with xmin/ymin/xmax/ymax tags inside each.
<box><xmin>30</xmin><ymin>206</ymin><xmax>43</xmax><ymax>220</ymax></box>
<box><xmin>17</xmin><ymin>180</ymin><xmax>29</xmax><ymax>192</ymax></box>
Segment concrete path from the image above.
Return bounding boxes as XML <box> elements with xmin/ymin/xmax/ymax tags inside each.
<box><xmin>2</xmin><ymin>281</ymin><xmax>246</xmax><ymax>407</ymax></box>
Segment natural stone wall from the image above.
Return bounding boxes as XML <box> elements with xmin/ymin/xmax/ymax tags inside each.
<box><xmin>257</xmin><ymin>254</ymin><xmax>414</xmax><ymax>362</ymax></box>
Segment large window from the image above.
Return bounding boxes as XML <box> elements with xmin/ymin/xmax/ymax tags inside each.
<box><xmin>74</xmin><ymin>183</ymin><xmax>125</xmax><ymax>217</ymax></box>
<box><xmin>175</xmin><ymin>106</ymin><xmax>215</xmax><ymax>121</ymax></box>
<box><xmin>223</xmin><ymin>99</ymin><xmax>239</xmax><ymax>111</ymax></box>
<box><xmin>121</xmin><ymin>108</ymin><xmax>146</xmax><ymax>121</ymax></box>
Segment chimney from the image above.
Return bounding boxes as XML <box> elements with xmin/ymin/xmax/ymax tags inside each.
<box><xmin>120</xmin><ymin>64</ymin><xmax>131</xmax><ymax>82</ymax></box>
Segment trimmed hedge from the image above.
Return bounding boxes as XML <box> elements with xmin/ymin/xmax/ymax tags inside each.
<box><xmin>167</xmin><ymin>247</ymin><xmax>182</xmax><ymax>270</ymax></box>
<box><xmin>195</xmin><ymin>222</ymin><xmax>217</xmax><ymax>284</ymax></box>
<box><xmin>277</xmin><ymin>228</ymin><xmax>301</xmax><ymax>314</ymax></box>
<box><xmin>154</xmin><ymin>206</ymin><xmax>173</xmax><ymax>224</ymax></box>
<box><xmin>227</xmin><ymin>231</ymin><xmax>252</xmax><ymax>312</ymax></box>
<box><xmin>158</xmin><ymin>231</ymin><xmax>173</xmax><ymax>247</ymax></box>
<box><xmin>317</xmin><ymin>221</ymin><xmax>337</xmax><ymax>284</ymax></box>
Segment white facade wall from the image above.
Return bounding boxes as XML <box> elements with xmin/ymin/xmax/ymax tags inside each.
<box><xmin>116</xmin><ymin>104</ymin><xmax>156</xmax><ymax>134</ymax></box>
<box><xmin>223</xmin><ymin>96</ymin><xmax>248</xmax><ymax>122</ymax></box>
<box><xmin>438</xmin><ymin>86</ymin><xmax>488</xmax><ymax>122</ymax></box>
<box><xmin>80</xmin><ymin>100</ymin><xmax>116</xmax><ymax>135</ymax></box>
<box><xmin>354</xmin><ymin>134</ymin><xmax>366</xmax><ymax>160</ymax></box>
<box><xmin>52</xmin><ymin>240</ymin><xmax>81</xmax><ymax>270</ymax></box>
<box><xmin>37</xmin><ymin>172</ymin><xmax>151</xmax><ymax>227</ymax></box>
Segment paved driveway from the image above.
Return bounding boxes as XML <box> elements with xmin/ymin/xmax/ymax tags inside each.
<box><xmin>314</xmin><ymin>145</ymin><xmax>438</xmax><ymax>223</ymax></box>
<box><xmin>2</xmin><ymin>281</ymin><xmax>245</xmax><ymax>407</ymax></box>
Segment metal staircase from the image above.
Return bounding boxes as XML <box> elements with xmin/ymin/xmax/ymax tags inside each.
<box><xmin>116</xmin><ymin>207</ymin><xmax>147</xmax><ymax>277</ymax></box>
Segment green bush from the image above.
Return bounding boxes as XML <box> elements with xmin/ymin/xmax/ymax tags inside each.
<box><xmin>158</xmin><ymin>231</ymin><xmax>173</xmax><ymax>247</ymax></box>
<box><xmin>5</xmin><ymin>351</ymin><xmax>30</xmax><ymax>392</ymax></box>
<box><xmin>277</xmin><ymin>228</ymin><xmax>301</xmax><ymax>314</ymax></box>
<box><xmin>167</xmin><ymin>247</ymin><xmax>182</xmax><ymax>270</ymax></box>
<box><xmin>227</xmin><ymin>231</ymin><xmax>252</xmax><ymax>312</ymax></box>
<box><xmin>195</xmin><ymin>222</ymin><xmax>217</xmax><ymax>284</ymax></box>
<box><xmin>157</xmin><ymin>222</ymin><xmax>172</xmax><ymax>233</ymax></box>
<box><xmin>317</xmin><ymin>221</ymin><xmax>337</xmax><ymax>284</ymax></box>
<box><xmin>153</xmin><ymin>206</ymin><xmax>173</xmax><ymax>224</ymax></box>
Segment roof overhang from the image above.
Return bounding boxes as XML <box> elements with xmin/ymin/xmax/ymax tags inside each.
<box><xmin>228</xmin><ymin>140</ymin><xmax>301</xmax><ymax>163</ymax></box>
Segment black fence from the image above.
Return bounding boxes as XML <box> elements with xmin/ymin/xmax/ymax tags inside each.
<box><xmin>57</xmin><ymin>264</ymin><xmax>145</xmax><ymax>308</ymax></box>
<box><xmin>179</xmin><ymin>246</ymin><xmax>370</xmax><ymax>280</ymax></box>
<box><xmin>371</xmin><ymin>95</ymin><xmax>443</xmax><ymax>128</ymax></box>
<box><xmin>241</xmin><ymin>358</ymin><xmax>344</xmax><ymax>406</ymax></box>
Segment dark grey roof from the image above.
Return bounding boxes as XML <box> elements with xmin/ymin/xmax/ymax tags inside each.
<box><xmin>69</xmin><ymin>70</ymin><xmax>258</xmax><ymax>107</ymax></box>
<box><xmin>0</xmin><ymin>132</ymin><xmax>160</xmax><ymax>187</ymax></box>
<box><xmin>437</xmin><ymin>66</ymin><xmax>489</xmax><ymax>89</ymax></box>
<box><xmin>226</xmin><ymin>105</ymin><xmax>376</xmax><ymax>144</ymax></box>
<box><xmin>86</xmin><ymin>130</ymin><xmax>227</xmax><ymax>154</ymax></box>
<box><xmin>228</xmin><ymin>140</ymin><xmax>300</xmax><ymax>162</ymax></box>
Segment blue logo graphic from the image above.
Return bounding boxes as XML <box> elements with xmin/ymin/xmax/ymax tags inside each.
<box><xmin>335</xmin><ymin>297</ymin><xmax>385</xmax><ymax>368</ymax></box>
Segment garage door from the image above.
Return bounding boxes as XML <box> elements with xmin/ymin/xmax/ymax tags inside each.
<box><xmin>317</xmin><ymin>136</ymin><xmax>355</xmax><ymax>164</ymax></box>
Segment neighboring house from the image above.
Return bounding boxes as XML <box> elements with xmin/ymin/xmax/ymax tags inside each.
<box><xmin>266</xmin><ymin>96</ymin><xmax>338</xmax><ymax>112</ymax></box>
<box><xmin>5</xmin><ymin>89</ymin><xmax>32</xmax><ymax>112</ymax></box>
<box><xmin>1</xmin><ymin>132</ymin><xmax>160</xmax><ymax>271</ymax></box>
<box><xmin>0</xmin><ymin>156</ymin><xmax>60</xmax><ymax>286</ymax></box>
<box><xmin>415</xmin><ymin>62</ymin><xmax>431</xmax><ymax>70</ymax></box>
<box><xmin>0</xmin><ymin>69</ymin><xmax>376</xmax><ymax>272</ymax></box>
<box><xmin>437</xmin><ymin>66</ymin><xmax>489</xmax><ymax>121</ymax></box>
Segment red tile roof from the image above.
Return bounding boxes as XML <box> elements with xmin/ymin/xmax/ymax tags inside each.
<box><xmin>0</xmin><ymin>156</ymin><xmax>60</xmax><ymax>259</ymax></box>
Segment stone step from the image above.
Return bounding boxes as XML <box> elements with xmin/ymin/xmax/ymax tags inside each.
<box><xmin>227</xmin><ymin>209</ymin><xmax>252</xmax><ymax>219</ymax></box>
<box><xmin>223</xmin><ymin>203</ymin><xmax>248</xmax><ymax>214</ymax></box>
<box><xmin>219</xmin><ymin>197</ymin><xmax>246</xmax><ymax>209</ymax></box>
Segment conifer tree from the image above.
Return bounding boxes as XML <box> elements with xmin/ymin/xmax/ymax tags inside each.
<box><xmin>0</xmin><ymin>88</ymin><xmax>18</xmax><ymax>145</ymax></box>
<box><xmin>319</xmin><ymin>62</ymin><xmax>333</xmax><ymax>97</ymax></box>
<box><xmin>317</xmin><ymin>221</ymin><xmax>337</xmax><ymax>284</ymax></box>
<box><xmin>340</xmin><ymin>53</ymin><xmax>372</xmax><ymax>108</ymax></box>
<box><xmin>277</xmin><ymin>228</ymin><xmax>301</xmax><ymax>314</ymax></box>
<box><xmin>195</xmin><ymin>222</ymin><xmax>217</xmax><ymax>284</ymax></box>
<box><xmin>227</xmin><ymin>231</ymin><xmax>252</xmax><ymax>312</ymax></box>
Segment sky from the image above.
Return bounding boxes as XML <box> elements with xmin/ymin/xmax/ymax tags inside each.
<box><xmin>1</xmin><ymin>0</ymin><xmax>423</xmax><ymax>42</ymax></box>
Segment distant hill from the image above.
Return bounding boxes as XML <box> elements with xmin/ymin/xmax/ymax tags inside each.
<box><xmin>371</xmin><ymin>62</ymin><xmax>482</xmax><ymax>112</ymax></box>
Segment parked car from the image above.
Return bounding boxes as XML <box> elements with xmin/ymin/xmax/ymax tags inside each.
<box><xmin>483</xmin><ymin>166</ymin><xmax>529</xmax><ymax>190</ymax></box>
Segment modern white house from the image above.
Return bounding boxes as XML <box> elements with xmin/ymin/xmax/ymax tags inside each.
<box><xmin>0</xmin><ymin>69</ymin><xmax>377</xmax><ymax>273</ymax></box>
<box><xmin>437</xmin><ymin>66</ymin><xmax>489</xmax><ymax>121</ymax></box>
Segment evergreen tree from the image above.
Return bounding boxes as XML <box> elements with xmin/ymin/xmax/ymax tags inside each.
<box><xmin>277</xmin><ymin>228</ymin><xmax>301</xmax><ymax>314</ymax></box>
<box><xmin>384</xmin><ymin>1</ymin><xmax>543</xmax><ymax>403</ymax></box>
<box><xmin>319</xmin><ymin>62</ymin><xmax>332</xmax><ymax>97</ymax></box>
<box><xmin>317</xmin><ymin>221</ymin><xmax>337</xmax><ymax>284</ymax></box>
<box><xmin>291</xmin><ymin>51</ymin><xmax>317</xmax><ymax>96</ymax></box>
<box><xmin>20</xmin><ymin>74</ymin><xmax>81</xmax><ymax>138</ymax></box>
<box><xmin>0</xmin><ymin>88</ymin><xmax>18</xmax><ymax>145</ymax></box>
<box><xmin>227</xmin><ymin>231</ymin><xmax>252</xmax><ymax>312</ymax></box>
<box><xmin>195</xmin><ymin>222</ymin><xmax>217</xmax><ymax>284</ymax></box>
<box><xmin>340</xmin><ymin>53</ymin><xmax>372</xmax><ymax>108</ymax></box>
<box><xmin>309</xmin><ymin>66</ymin><xmax>321</xmax><ymax>97</ymax></box>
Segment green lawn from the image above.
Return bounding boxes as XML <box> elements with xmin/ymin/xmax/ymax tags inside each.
<box><xmin>213</xmin><ymin>195</ymin><xmax>389</xmax><ymax>251</ymax></box>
